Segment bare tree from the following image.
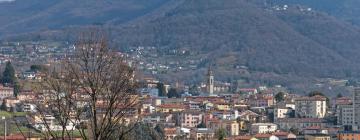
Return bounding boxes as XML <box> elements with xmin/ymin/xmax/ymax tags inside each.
<box><xmin>27</xmin><ymin>30</ymin><xmax>140</xmax><ymax>140</ymax></box>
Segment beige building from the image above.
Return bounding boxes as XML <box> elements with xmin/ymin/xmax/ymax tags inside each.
<box><xmin>274</xmin><ymin>106</ymin><xmax>293</xmax><ymax>122</ymax></box>
<box><xmin>251</xmin><ymin>123</ymin><xmax>278</xmax><ymax>134</ymax></box>
<box><xmin>305</xmin><ymin>134</ymin><xmax>330</xmax><ymax>140</ymax></box>
<box><xmin>0</xmin><ymin>85</ymin><xmax>13</xmax><ymax>103</ymax></box>
<box><xmin>180</xmin><ymin>110</ymin><xmax>203</xmax><ymax>128</ymax></box>
<box><xmin>190</xmin><ymin>128</ymin><xmax>214</xmax><ymax>140</ymax></box>
<box><xmin>295</xmin><ymin>95</ymin><xmax>327</xmax><ymax>118</ymax></box>
<box><xmin>221</xmin><ymin>120</ymin><xmax>239</xmax><ymax>136</ymax></box>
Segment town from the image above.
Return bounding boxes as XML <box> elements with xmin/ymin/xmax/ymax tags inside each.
<box><xmin>0</xmin><ymin>55</ymin><xmax>358</xmax><ymax>139</ymax></box>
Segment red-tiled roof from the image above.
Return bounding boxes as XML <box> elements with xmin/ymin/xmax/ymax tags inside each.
<box><xmin>157</xmin><ymin>104</ymin><xmax>185</xmax><ymax>109</ymax></box>
<box><xmin>254</xmin><ymin>133</ymin><xmax>272</xmax><ymax>138</ymax></box>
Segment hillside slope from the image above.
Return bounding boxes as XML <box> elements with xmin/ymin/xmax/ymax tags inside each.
<box><xmin>2</xmin><ymin>0</ymin><xmax>360</xmax><ymax>82</ymax></box>
<box><xmin>0</xmin><ymin>0</ymin><xmax>169</xmax><ymax>36</ymax></box>
<box><xmin>270</xmin><ymin>0</ymin><xmax>360</xmax><ymax>25</ymax></box>
<box><xmin>112</xmin><ymin>0</ymin><xmax>360</xmax><ymax>78</ymax></box>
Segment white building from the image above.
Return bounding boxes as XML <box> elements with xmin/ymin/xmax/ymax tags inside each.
<box><xmin>22</xmin><ymin>103</ymin><xmax>37</xmax><ymax>112</ymax></box>
<box><xmin>295</xmin><ymin>95</ymin><xmax>327</xmax><ymax>118</ymax></box>
<box><xmin>251</xmin><ymin>123</ymin><xmax>278</xmax><ymax>134</ymax></box>
<box><xmin>274</xmin><ymin>107</ymin><xmax>293</xmax><ymax>122</ymax></box>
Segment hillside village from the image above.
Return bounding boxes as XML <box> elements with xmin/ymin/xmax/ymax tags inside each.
<box><xmin>0</xmin><ymin>59</ymin><xmax>358</xmax><ymax>139</ymax></box>
<box><xmin>0</xmin><ymin>0</ymin><xmax>360</xmax><ymax>139</ymax></box>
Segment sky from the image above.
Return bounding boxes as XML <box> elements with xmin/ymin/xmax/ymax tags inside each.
<box><xmin>0</xmin><ymin>0</ymin><xmax>15</xmax><ymax>2</ymax></box>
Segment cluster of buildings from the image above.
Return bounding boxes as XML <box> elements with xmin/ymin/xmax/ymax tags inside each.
<box><xmin>135</xmin><ymin>69</ymin><xmax>360</xmax><ymax>140</ymax></box>
<box><xmin>1</xmin><ymin>66</ymin><xmax>360</xmax><ymax>140</ymax></box>
<box><xmin>0</xmin><ymin>41</ymin><xmax>75</xmax><ymax>67</ymax></box>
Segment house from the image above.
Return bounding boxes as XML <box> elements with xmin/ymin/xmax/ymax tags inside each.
<box><xmin>273</xmin><ymin>106</ymin><xmax>293</xmax><ymax>122</ymax></box>
<box><xmin>221</xmin><ymin>120</ymin><xmax>239</xmax><ymax>136</ymax></box>
<box><xmin>214</xmin><ymin>102</ymin><xmax>231</xmax><ymax>111</ymax></box>
<box><xmin>249</xmin><ymin>96</ymin><xmax>274</xmax><ymax>107</ymax></box>
<box><xmin>22</xmin><ymin>71</ymin><xmax>36</xmax><ymax>79</ymax></box>
<box><xmin>3</xmin><ymin>97</ymin><xmax>20</xmax><ymax>111</ymax></box>
<box><xmin>180</xmin><ymin>110</ymin><xmax>203</xmax><ymax>128</ymax></box>
<box><xmin>304</xmin><ymin>134</ymin><xmax>331</xmax><ymax>140</ymax></box>
<box><xmin>303</xmin><ymin>126</ymin><xmax>329</xmax><ymax>135</ymax></box>
<box><xmin>142</xmin><ymin>113</ymin><xmax>173</xmax><ymax>126</ymax></box>
<box><xmin>277</xmin><ymin>118</ymin><xmax>326</xmax><ymax>131</ymax></box>
<box><xmin>239</xmin><ymin>88</ymin><xmax>258</xmax><ymax>95</ymax></box>
<box><xmin>238</xmin><ymin>110</ymin><xmax>260</xmax><ymax>123</ymax></box>
<box><xmin>337</xmin><ymin>131</ymin><xmax>360</xmax><ymax>140</ymax></box>
<box><xmin>164</xmin><ymin>127</ymin><xmax>178</xmax><ymax>140</ymax></box>
<box><xmin>0</xmin><ymin>85</ymin><xmax>13</xmax><ymax>103</ymax></box>
<box><xmin>207</xmin><ymin>119</ymin><xmax>239</xmax><ymax>136</ymax></box>
<box><xmin>17</xmin><ymin>90</ymin><xmax>37</xmax><ymax>101</ymax></box>
<box><xmin>226</xmin><ymin>136</ymin><xmax>258</xmax><ymax>140</ymax></box>
<box><xmin>273</xmin><ymin>131</ymin><xmax>296</xmax><ymax>140</ymax></box>
<box><xmin>254</xmin><ymin>134</ymin><xmax>279</xmax><ymax>140</ymax></box>
<box><xmin>251</xmin><ymin>123</ymin><xmax>278</xmax><ymax>134</ymax></box>
<box><xmin>156</xmin><ymin>104</ymin><xmax>185</xmax><ymax>113</ymax></box>
<box><xmin>294</xmin><ymin>95</ymin><xmax>327</xmax><ymax>118</ymax></box>
<box><xmin>22</xmin><ymin>103</ymin><xmax>37</xmax><ymax>112</ymax></box>
<box><xmin>190</xmin><ymin>128</ymin><xmax>214</xmax><ymax>140</ymax></box>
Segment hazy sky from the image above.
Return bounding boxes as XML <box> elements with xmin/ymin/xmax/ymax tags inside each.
<box><xmin>0</xmin><ymin>0</ymin><xmax>15</xmax><ymax>2</ymax></box>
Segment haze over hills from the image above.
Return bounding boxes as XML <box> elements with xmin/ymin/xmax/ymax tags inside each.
<box><xmin>0</xmin><ymin>0</ymin><xmax>169</xmax><ymax>36</ymax></box>
<box><xmin>1</xmin><ymin>0</ymin><xmax>360</xmax><ymax>94</ymax></box>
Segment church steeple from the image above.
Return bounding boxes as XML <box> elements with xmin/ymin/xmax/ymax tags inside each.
<box><xmin>206</xmin><ymin>66</ymin><xmax>214</xmax><ymax>95</ymax></box>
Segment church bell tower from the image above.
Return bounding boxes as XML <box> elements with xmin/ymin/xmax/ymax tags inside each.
<box><xmin>206</xmin><ymin>66</ymin><xmax>214</xmax><ymax>95</ymax></box>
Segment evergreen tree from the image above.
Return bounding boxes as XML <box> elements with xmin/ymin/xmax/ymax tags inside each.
<box><xmin>13</xmin><ymin>81</ymin><xmax>21</xmax><ymax>97</ymax></box>
<box><xmin>154</xmin><ymin>124</ymin><xmax>165</xmax><ymax>138</ymax></box>
<box><xmin>197</xmin><ymin>120</ymin><xmax>206</xmax><ymax>128</ymax></box>
<box><xmin>0</xmin><ymin>101</ymin><xmax>6</xmax><ymax>111</ymax></box>
<box><xmin>337</xmin><ymin>93</ymin><xmax>343</xmax><ymax>98</ymax></box>
<box><xmin>275</xmin><ymin>92</ymin><xmax>285</xmax><ymax>103</ymax></box>
<box><xmin>215</xmin><ymin>128</ymin><xmax>227</xmax><ymax>140</ymax></box>
<box><xmin>156</xmin><ymin>83</ymin><xmax>167</xmax><ymax>97</ymax></box>
<box><xmin>2</xmin><ymin>61</ymin><xmax>16</xmax><ymax>85</ymax></box>
<box><xmin>168</xmin><ymin>88</ymin><xmax>180</xmax><ymax>98</ymax></box>
<box><xmin>30</xmin><ymin>64</ymin><xmax>48</xmax><ymax>72</ymax></box>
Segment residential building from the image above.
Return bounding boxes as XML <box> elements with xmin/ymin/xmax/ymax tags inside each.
<box><xmin>295</xmin><ymin>95</ymin><xmax>327</xmax><ymax>118</ymax></box>
<box><xmin>180</xmin><ymin>110</ymin><xmax>203</xmax><ymax>128</ymax></box>
<box><xmin>164</xmin><ymin>127</ymin><xmax>178</xmax><ymax>140</ymax></box>
<box><xmin>304</xmin><ymin>134</ymin><xmax>331</xmax><ymax>140</ymax></box>
<box><xmin>336</xmin><ymin>104</ymin><xmax>353</xmax><ymax>128</ymax></box>
<box><xmin>0</xmin><ymin>85</ymin><xmax>13</xmax><ymax>103</ymax></box>
<box><xmin>274</xmin><ymin>106</ymin><xmax>293</xmax><ymax>122</ymax></box>
<box><xmin>273</xmin><ymin>131</ymin><xmax>297</xmax><ymax>140</ymax></box>
<box><xmin>142</xmin><ymin>113</ymin><xmax>174</xmax><ymax>125</ymax></box>
<box><xmin>22</xmin><ymin>103</ymin><xmax>37</xmax><ymax>112</ymax></box>
<box><xmin>221</xmin><ymin>120</ymin><xmax>239</xmax><ymax>136</ymax></box>
<box><xmin>337</xmin><ymin>131</ymin><xmax>360</xmax><ymax>140</ymax></box>
<box><xmin>156</xmin><ymin>104</ymin><xmax>185</xmax><ymax>113</ymax></box>
<box><xmin>190</xmin><ymin>128</ymin><xmax>214</xmax><ymax>140</ymax></box>
<box><xmin>254</xmin><ymin>134</ymin><xmax>279</xmax><ymax>140</ymax></box>
<box><xmin>251</xmin><ymin>123</ymin><xmax>278</xmax><ymax>134</ymax></box>
<box><xmin>277</xmin><ymin>118</ymin><xmax>326</xmax><ymax>131</ymax></box>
